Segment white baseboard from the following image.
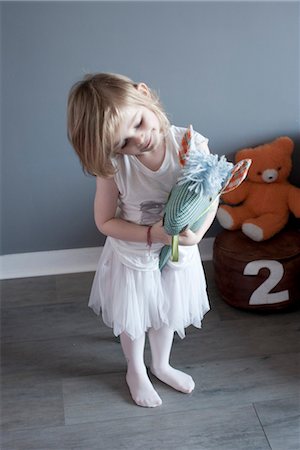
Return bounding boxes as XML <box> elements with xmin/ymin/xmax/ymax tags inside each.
<box><xmin>0</xmin><ymin>247</ymin><xmax>103</xmax><ymax>280</ymax></box>
<box><xmin>0</xmin><ymin>238</ymin><xmax>214</xmax><ymax>280</ymax></box>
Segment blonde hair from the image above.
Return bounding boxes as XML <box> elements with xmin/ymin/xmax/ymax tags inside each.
<box><xmin>67</xmin><ymin>73</ymin><xmax>170</xmax><ymax>177</ymax></box>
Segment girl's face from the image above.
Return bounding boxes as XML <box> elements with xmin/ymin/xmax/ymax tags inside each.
<box><xmin>114</xmin><ymin>104</ymin><xmax>165</xmax><ymax>157</ymax></box>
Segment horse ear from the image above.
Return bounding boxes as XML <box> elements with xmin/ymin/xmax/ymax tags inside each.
<box><xmin>179</xmin><ymin>125</ymin><xmax>193</xmax><ymax>167</ymax></box>
<box><xmin>222</xmin><ymin>159</ymin><xmax>252</xmax><ymax>194</ymax></box>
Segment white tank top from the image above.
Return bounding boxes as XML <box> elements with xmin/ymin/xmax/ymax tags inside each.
<box><xmin>109</xmin><ymin>125</ymin><xmax>209</xmax><ymax>269</ymax></box>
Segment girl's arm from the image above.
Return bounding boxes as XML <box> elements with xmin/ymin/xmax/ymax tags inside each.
<box><xmin>94</xmin><ymin>176</ymin><xmax>171</xmax><ymax>245</ymax></box>
<box><xmin>178</xmin><ymin>202</ymin><xmax>219</xmax><ymax>246</ymax></box>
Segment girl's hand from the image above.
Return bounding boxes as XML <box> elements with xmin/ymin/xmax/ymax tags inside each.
<box><xmin>178</xmin><ymin>202</ymin><xmax>219</xmax><ymax>246</ymax></box>
<box><xmin>150</xmin><ymin>221</ymin><xmax>200</xmax><ymax>246</ymax></box>
<box><xmin>179</xmin><ymin>228</ymin><xmax>199</xmax><ymax>246</ymax></box>
<box><xmin>150</xmin><ymin>220</ymin><xmax>172</xmax><ymax>245</ymax></box>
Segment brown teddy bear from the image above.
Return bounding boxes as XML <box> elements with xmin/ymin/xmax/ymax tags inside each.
<box><xmin>217</xmin><ymin>137</ymin><xmax>300</xmax><ymax>241</ymax></box>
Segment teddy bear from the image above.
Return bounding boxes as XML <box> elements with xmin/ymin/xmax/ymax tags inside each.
<box><xmin>216</xmin><ymin>136</ymin><xmax>300</xmax><ymax>241</ymax></box>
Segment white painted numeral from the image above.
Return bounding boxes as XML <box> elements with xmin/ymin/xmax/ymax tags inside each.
<box><xmin>243</xmin><ymin>260</ymin><xmax>289</xmax><ymax>305</ymax></box>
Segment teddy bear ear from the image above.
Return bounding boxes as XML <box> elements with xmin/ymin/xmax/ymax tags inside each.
<box><xmin>235</xmin><ymin>148</ymin><xmax>252</xmax><ymax>163</ymax></box>
<box><xmin>274</xmin><ymin>136</ymin><xmax>294</xmax><ymax>156</ymax></box>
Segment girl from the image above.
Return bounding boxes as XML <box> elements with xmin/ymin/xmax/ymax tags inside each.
<box><xmin>67</xmin><ymin>73</ymin><xmax>218</xmax><ymax>408</ymax></box>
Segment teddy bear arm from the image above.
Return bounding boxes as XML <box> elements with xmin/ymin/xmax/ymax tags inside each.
<box><xmin>288</xmin><ymin>185</ymin><xmax>300</xmax><ymax>217</ymax></box>
<box><xmin>221</xmin><ymin>182</ymin><xmax>249</xmax><ymax>205</ymax></box>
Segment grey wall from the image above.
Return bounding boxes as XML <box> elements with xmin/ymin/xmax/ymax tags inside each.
<box><xmin>1</xmin><ymin>1</ymin><xmax>299</xmax><ymax>255</ymax></box>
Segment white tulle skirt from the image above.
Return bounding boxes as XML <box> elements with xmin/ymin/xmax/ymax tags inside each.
<box><xmin>89</xmin><ymin>237</ymin><xmax>210</xmax><ymax>340</ymax></box>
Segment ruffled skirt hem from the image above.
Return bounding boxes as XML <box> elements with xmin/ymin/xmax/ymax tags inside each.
<box><xmin>89</xmin><ymin>239</ymin><xmax>210</xmax><ymax>340</ymax></box>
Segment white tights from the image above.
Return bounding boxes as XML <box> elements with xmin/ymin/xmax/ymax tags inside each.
<box><xmin>120</xmin><ymin>326</ymin><xmax>195</xmax><ymax>408</ymax></box>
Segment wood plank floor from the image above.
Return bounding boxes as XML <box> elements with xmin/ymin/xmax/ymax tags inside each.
<box><xmin>1</xmin><ymin>261</ymin><xmax>299</xmax><ymax>450</ymax></box>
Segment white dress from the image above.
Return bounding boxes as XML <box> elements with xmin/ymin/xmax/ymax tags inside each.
<box><xmin>89</xmin><ymin>126</ymin><xmax>210</xmax><ymax>340</ymax></box>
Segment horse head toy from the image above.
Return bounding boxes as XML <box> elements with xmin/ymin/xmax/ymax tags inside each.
<box><xmin>159</xmin><ymin>125</ymin><xmax>251</xmax><ymax>270</ymax></box>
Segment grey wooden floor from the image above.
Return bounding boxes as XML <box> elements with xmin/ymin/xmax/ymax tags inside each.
<box><xmin>1</xmin><ymin>261</ymin><xmax>299</xmax><ymax>450</ymax></box>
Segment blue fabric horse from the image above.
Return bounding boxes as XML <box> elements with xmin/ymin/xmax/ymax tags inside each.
<box><xmin>159</xmin><ymin>126</ymin><xmax>251</xmax><ymax>270</ymax></box>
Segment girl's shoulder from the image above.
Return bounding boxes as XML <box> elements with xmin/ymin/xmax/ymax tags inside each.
<box><xmin>169</xmin><ymin>125</ymin><xmax>210</xmax><ymax>155</ymax></box>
